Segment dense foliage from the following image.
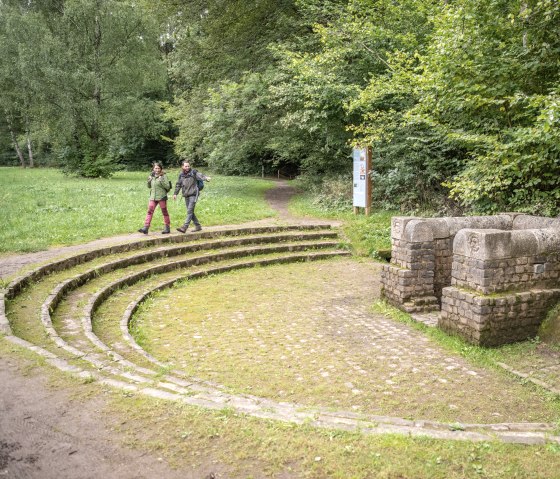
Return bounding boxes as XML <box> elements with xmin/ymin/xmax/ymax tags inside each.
<box><xmin>0</xmin><ymin>0</ymin><xmax>171</xmax><ymax>176</ymax></box>
<box><xmin>1</xmin><ymin>0</ymin><xmax>558</xmax><ymax>213</ymax></box>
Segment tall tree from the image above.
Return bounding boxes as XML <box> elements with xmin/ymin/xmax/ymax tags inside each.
<box><xmin>0</xmin><ymin>2</ymin><xmax>43</xmax><ymax>167</ymax></box>
<box><xmin>0</xmin><ymin>0</ymin><xmax>169</xmax><ymax>176</ymax></box>
<box><xmin>415</xmin><ymin>0</ymin><xmax>560</xmax><ymax>213</ymax></box>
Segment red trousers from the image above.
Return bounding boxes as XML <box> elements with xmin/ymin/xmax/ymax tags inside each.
<box><xmin>143</xmin><ymin>199</ymin><xmax>170</xmax><ymax>227</ymax></box>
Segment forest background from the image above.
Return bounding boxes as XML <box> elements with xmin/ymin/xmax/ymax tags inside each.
<box><xmin>0</xmin><ymin>0</ymin><xmax>558</xmax><ymax>216</ymax></box>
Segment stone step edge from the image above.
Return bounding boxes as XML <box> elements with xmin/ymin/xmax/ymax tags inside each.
<box><xmin>38</xmin><ymin>250</ymin><xmax>351</xmax><ymax>390</ymax></box>
<box><xmin>41</xmin><ymin>241</ymin><xmax>344</xmax><ymax>343</ymax></box>
<box><xmin>118</xmin><ymin>252</ymin><xmax>353</xmax><ymax>382</ymax></box>
<box><xmin>2</xmin><ymin>334</ymin><xmax>558</xmax><ymax>445</ymax></box>
<box><xmin>495</xmin><ymin>361</ymin><xmax>560</xmax><ymax>396</ymax></box>
<box><xmin>40</xmin><ymin>238</ymin><xmax>343</xmax><ymax>335</ymax></box>
<box><xmin>4</xmin><ymin>224</ymin><xmax>335</xmax><ymax>299</ymax></box>
<box><xmin>1</xmin><ymin>235</ymin><xmax>342</xmax><ymax>336</ymax></box>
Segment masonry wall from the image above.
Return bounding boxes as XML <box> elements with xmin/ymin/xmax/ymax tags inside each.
<box><xmin>382</xmin><ymin>214</ymin><xmax>560</xmax><ymax>347</ymax></box>
<box><xmin>440</xmin><ymin>227</ymin><xmax>560</xmax><ymax>346</ymax></box>
<box><xmin>381</xmin><ymin>215</ymin><xmax>512</xmax><ymax>312</ymax></box>
<box><xmin>439</xmin><ymin>287</ymin><xmax>560</xmax><ymax>346</ymax></box>
<box><xmin>381</xmin><ymin>238</ymin><xmax>438</xmax><ymax>313</ymax></box>
<box><xmin>451</xmin><ymin>253</ymin><xmax>560</xmax><ymax>295</ymax></box>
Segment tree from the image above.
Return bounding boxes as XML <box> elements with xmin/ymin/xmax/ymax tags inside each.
<box><xmin>0</xmin><ymin>2</ymin><xmax>44</xmax><ymax>167</ymax></box>
<box><xmin>162</xmin><ymin>0</ymin><xmax>304</xmax><ymax>170</ymax></box>
<box><xmin>415</xmin><ymin>0</ymin><xmax>560</xmax><ymax>214</ymax></box>
<box><xmin>0</xmin><ymin>0</ymin><xmax>169</xmax><ymax>176</ymax></box>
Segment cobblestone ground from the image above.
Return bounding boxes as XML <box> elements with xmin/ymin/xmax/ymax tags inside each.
<box><xmin>133</xmin><ymin>260</ymin><xmax>559</xmax><ymax>424</ymax></box>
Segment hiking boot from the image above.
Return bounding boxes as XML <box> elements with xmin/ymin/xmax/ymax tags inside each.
<box><xmin>138</xmin><ymin>226</ymin><xmax>149</xmax><ymax>234</ymax></box>
<box><xmin>161</xmin><ymin>225</ymin><xmax>170</xmax><ymax>234</ymax></box>
<box><xmin>176</xmin><ymin>226</ymin><xmax>187</xmax><ymax>233</ymax></box>
<box><xmin>193</xmin><ymin>225</ymin><xmax>202</xmax><ymax>232</ymax></box>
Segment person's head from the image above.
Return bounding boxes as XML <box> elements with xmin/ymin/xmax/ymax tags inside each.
<box><xmin>152</xmin><ymin>162</ymin><xmax>163</xmax><ymax>175</ymax></box>
<box><xmin>181</xmin><ymin>160</ymin><xmax>191</xmax><ymax>173</ymax></box>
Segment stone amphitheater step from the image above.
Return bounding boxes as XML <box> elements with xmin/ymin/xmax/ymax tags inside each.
<box><xmin>3</xmin><ymin>224</ymin><xmax>335</xmax><ymax>297</ymax></box>
<box><xmin>2</xmin><ymin>224</ymin><xmax>560</xmax><ymax>445</ymax></box>
<box><xmin>3</xmin><ymin>225</ymin><xmax>349</xmax><ymax>391</ymax></box>
<box><xmin>48</xmin><ymin>251</ymin><xmax>350</xmax><ymax>391</ymax></box>
<box><xmin>2</xmin><ymin>225</ymin><xmax>339</xmax><ymax>335</ymax></box>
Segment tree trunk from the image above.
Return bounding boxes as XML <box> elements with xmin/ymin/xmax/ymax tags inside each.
<box><xmin>6</xmin><ymin>115</ymin><xmax>26</xmax><ymax>167</ymax></box>
<box><xmin>26</xmin><ymin>133</ymin><xmax>34</xmax><ymax>168</ymax></box>
<box><xmin>521</xmin><ymin>2</ymin><xmax>528</xmax><ymax>50</ymax></box>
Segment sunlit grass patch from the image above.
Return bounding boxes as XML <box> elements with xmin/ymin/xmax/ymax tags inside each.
<box><xmin>0</xmin><ymin>167</ymin><xmax>276</xmax><ymax>252</ymax></box>
<box><xmin>289</xmin><ymin>192</ymin><xmax>395</xmax><ymax>258</ymax></box>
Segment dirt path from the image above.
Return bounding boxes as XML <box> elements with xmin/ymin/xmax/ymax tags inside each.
<box><xmin>0</xmin><ymin>352</ymin><xmax>218</xmax><ymax>479</ymax></box>
<box><xmin>0</xmin><ymin>180</ymin><xmax>312</xmax><ymax>479</ymax></box>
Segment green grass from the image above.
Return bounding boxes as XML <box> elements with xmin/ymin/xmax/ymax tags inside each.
<box><xmin>0</xmin><ymin>167</ymin><xmax>275</xmax><ymax>253</ymax></box>
<box><xmin>289</xmin><ymin>192</ymin><xmax>395</xmax><ymax>258</ymax></box>
<box><xmin>2</xmin><ymin>334</ymin><xmax>560</xmax><ymax>479</ymax></box>
<box><xmin>112</xmin><ymin>392</ymin><xmax>560</xmax><ymax>479</ymax></box>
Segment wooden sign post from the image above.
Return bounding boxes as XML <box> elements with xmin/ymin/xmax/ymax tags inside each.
<box><xmin>352</xmin><ymin>146</ymin><xmax>372</xmax><ymax>215</ymax></box>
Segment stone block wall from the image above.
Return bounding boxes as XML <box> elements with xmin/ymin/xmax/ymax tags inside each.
<box><xmin>381</xmin><ymin>213</ymin><xmax>560</xmax><ymax>346</ymax></box>
<box><xmin>451</xmin><ymin>253</ymin><xmax>560</xmax><ymax>295</ymax></box>
<box><xmin>381</xmin><ymin>215</ymin><xmax>511</xmax><ymax>312</ymax></box>
<box><xmin>380</xmin><ymin>238</ymin><xmax>438</xmax><ymax>313</ymax></box>
<box><xmin>451</xmin><ymin>228</ymin><xmax>560</xmax><ymax>294</ymax></box>
<box><xmin>434</xmin><ymin>238</ymin><xmax>453</xmax><ymax>301</ymax></box>
<box><xmin>439</xmin><ymin>227</ymin><xmax>560</xmax><ymax>346</ymax></box>
<box><xmin>439</xmin><ymin>287</ymin><xmax>560</xmax><ymax>346</ymax></box>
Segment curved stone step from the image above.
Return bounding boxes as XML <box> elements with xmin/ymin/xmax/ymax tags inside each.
<box><xmin>47</xmin><ymin>251</ymin><xmax>349</xmax><ymax>389</ymax></box>
<box><xmin>5</xmin><ymin>225</ymin><xmax>336</xmax><ymax>299</ymax></box>
<box><xmin>3</xmin><ymin>225</ymin><xmax>560</xmax><ymax>445</ymax></box>
<box><xmin>2</xmin><ymin>225</ymin><xmax>342</xmax><ymax>336</ymax></box>
<box><xmin>7</xmin><ymin>227</ymin><xmax>348</xmax><ymax>393</ymax></box>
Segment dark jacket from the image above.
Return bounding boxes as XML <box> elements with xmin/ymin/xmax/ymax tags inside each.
<box><xmin>174</xmin><ymin>169</ymin><xmax>207</xmax><ymax>198</ymax></box>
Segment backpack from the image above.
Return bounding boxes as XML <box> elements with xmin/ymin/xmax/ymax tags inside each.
<box><xmin>192</xmin><ymin>168</ymin><xmax>204</xmax><ymax>191</ymax></box>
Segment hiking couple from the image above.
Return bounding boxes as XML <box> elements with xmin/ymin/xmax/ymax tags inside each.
<box><xmin>137</xmin><ymin>160</ymin><xmax>211</xmax><ymax>235</ymax></box>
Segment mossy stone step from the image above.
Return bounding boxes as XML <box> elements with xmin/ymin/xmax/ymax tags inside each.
<box><xmin>2</xmin><ymin>225</ymin><xmax>343</xmax><ymax>336</ymax></box>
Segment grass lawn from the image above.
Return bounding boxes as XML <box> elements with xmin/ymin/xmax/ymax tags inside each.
<box><xmin>0</xmin><ymin>167</ymin><xmax>275</xmax><ymax>253</ymax></box>
<box><xmin>289</xmin><ymin>192</ymin><xmax>395</xmax><ymax>259</ymax></box>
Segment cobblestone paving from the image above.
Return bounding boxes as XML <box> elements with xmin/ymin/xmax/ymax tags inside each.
<box><xmin>411</xmin><ymin>312</ymin><xmax>560</xmax><ymax>395</ymax></box>
<box><xmin>496</xmin><ymin>345</ymin><xmax>560</xmax><ymax>395</ymax></box>
<box><xmin>135</xmin><ymin>260</ymin><xmax>559</xmax><ymax>425</ymax></box>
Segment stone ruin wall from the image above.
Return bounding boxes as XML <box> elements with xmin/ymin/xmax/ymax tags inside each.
<box><xmin>380</xmin><ymin>214</ymin><xmax>560</xmax><ymax>346</ymax></box>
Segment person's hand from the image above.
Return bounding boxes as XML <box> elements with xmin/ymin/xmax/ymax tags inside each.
<box><xmin>173</xmin><ymin>195</ymin><xmax>177</xmax><ymax>201</ymax></box>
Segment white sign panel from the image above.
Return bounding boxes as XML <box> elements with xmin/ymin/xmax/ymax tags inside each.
<box><xmin>352</xmin><ymin>148</ymin><xmax>367</xmax><ymax>207</ymax></box>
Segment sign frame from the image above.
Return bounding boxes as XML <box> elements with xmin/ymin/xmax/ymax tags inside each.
<box><xmin>352</xmin><ymin>146</ymin><xmax>372</xmax><ymax>215</ymax></box>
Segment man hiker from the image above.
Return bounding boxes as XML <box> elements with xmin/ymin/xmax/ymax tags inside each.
<box><xmin>173</xmin><ymin>160</ymin><xmax>211</xmax><ymax>233</ymax></box>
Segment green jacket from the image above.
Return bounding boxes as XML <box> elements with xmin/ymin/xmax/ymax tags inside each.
<box><xmin>147</xmin><ymin>174</ymin><xmax>172</xmax><ymax>201</ymax></box>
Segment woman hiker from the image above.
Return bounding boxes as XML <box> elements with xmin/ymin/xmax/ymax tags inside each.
<box><xmin>138</xmin><ymin>162</ymin><xmax>173</xmax><ymax>234</ymax></box>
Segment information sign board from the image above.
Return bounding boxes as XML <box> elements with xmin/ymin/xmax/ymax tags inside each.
<box><xmin>352</xmin><ymin>148</ymin><xmax>368</xmax><ymax>208</ymax></box>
